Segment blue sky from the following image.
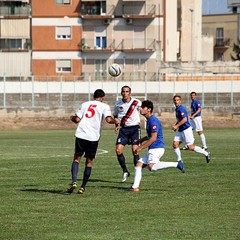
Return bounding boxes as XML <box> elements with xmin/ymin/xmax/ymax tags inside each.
<box><xmin>202</xmin><ymin>0</ymin><xmax>230</xmax><ymax>15</ymax></box>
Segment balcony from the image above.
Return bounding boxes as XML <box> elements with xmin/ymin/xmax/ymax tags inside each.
<box><xmin>80</xmin><ymin>2</ymin><xmax>115</xmax><ymax>19</ymax></box>
<box><xmin>81</xmin><ymin>38</ymin><xmax>156</xmax><ymax>53</ymax></box>
<box><xmin>122</xmin><ymin>4</ymin><xmax>156</xmax><ymax>19</ymax></box>
<box><xmin>0</xmin><ymin>4</ymin><xmax>31</xmax><ymax>17</ymax></box>
<box><xmin>116</xmin><ymin>39</ymin><xmax>156</xmax><ymax>52</ymax></box>
<box><xmin>81</xmin><ymin>38</ymin><xmax>115</xmax><ymax>52</ymax></box>
<box><xmin>0</xmin><ymin>39</ymin><xmax>31</xmax><ymax>52</ymax></box>
<box><xmin>214</xmin><ymin>38</ymin><xmax>231</xmax><ymax>49</ymax></box>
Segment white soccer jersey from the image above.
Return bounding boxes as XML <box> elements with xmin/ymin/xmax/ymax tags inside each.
<box><xmin>113</xmin><ymin>97</ymin><xmax>141</xmax><ymax>127</ymax></box>
<box><xmin>75</xmin><ymin>100</ymin><xmax>112</xmax><ymax>141</ymax></box>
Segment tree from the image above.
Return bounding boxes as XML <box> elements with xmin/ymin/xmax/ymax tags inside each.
<box><xmin>231</xmin><ymin>40</ymin><xmax>240</xmax><ymax>61</ymax></box>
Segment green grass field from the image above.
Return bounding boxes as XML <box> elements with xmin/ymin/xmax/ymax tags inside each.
<box><xmin>0</xmin><ymin>128</ymin><xmax>239</xmax><ymax>240</ymax></box>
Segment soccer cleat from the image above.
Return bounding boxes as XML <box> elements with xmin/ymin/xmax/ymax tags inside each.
<box><xmin>121</xmin><ymin>171</ymin><xmax>130</xmax><ymax>183</ymax></box>
<box><xmin>180</xmin><ymin>145</ymin><xmax>188</xmax><ymax>150</ymax></box>
<box><xmin>128</xmin><ymin>187</ymin><xmax>139</xmax><ymax>192</ymax></box>
<box><xmin>78</xmin><ymin>187</ymin><xmax>85</xmax><ymax>194</ymax></box>
<box><xmin>177</xmin><ymin>160</ymin><xmax>185</xmax><ymax>173</ymax></box>
<box><xmin>202</xmin><ymin>146</ymin><xmax>208</xmax><ymax>151</ymax></box>
<box><xmin>67</xmin><ymin>182</ymin><xmax>77</xmax><ymax>193</ymax></box>
<box><xmin>206</xmin><ymin>152</ymin><xmax>211</xmax><ymax>163</ymax></box>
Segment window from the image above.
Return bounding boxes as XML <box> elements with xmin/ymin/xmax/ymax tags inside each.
<box><xmin>56</xmin><ymin>60</ymin><xmax>71</xmax><ymax>72</ymax></box>
<box><xmin>216</xmin><ymin>28</ymin><xmax>224</xmax><ymax>46</ymax></box>
<box><xmin>0</xmin><ymin>39</ymin><xmax>22</xmax><ymax>50</ymax></box>
<box><xmin>56</xmin><ymin>26</ymin><xmax>71</xmax><ymax>39</ymax></box>
<box><xmin>81</xmin><ymin>1</ymin><xmax>106</xmax><ymax>15</ymax></box>
<box><xmin>56</xmin><ymin>0</ymin><xmax>71</xmax><ymax>5</ymax></box>
<box><xmin>95</xmin><ymin>36</ymin><xmax>107</xmax><ymax>49</ymax></box>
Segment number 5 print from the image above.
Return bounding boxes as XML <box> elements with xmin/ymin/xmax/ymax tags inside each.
<box><xmin>85</xmin><ymin>104</ymin><xmax>97</xmax><ymax>118</ymax></box>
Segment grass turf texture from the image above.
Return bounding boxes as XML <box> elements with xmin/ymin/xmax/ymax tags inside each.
<box><xmin>0</xmin><ymin>129</ymin><xmax>239</xmax><ymax>240</ymax></box>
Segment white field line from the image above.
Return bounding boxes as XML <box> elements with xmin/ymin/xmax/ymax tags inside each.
<box><xmin>0</xmin><ymin>148</ymin><xmax>109</xmax><ymax>160</ymax></box>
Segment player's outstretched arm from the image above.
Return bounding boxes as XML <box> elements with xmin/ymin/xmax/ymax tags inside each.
<box><xmin>70</xmin><ymin>115</ymin><xmax>80</xmax><ymax>124</ymax></box>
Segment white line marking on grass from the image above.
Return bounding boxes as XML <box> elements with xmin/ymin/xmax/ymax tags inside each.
<box><xmin>0</xmin><ymin>149</ymin><xmax>109</xmax><ymax>160</ymax></box>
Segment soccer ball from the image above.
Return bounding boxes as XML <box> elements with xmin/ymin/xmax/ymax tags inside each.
<box><xmin>108</xmin><ymin>63</ymin><xmax>121</xmax><ymax>77</ymax></box>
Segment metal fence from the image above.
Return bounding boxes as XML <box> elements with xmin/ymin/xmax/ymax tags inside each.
<box><xmin>0</xmin><ymin>74</ymin><xmax>240</xmax><ymax>113</ymax></box>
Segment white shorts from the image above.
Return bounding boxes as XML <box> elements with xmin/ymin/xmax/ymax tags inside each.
<box><xmin>190</xmin><ymin>116</ymin><xmax>203</xmax><ymax>132</ymax></box>
<box><xmin>138</xmin><ymin>148</ymin><xmax>165</xmax><ymax>165</ymax></box>
<box><xmin>174</xmin><ymin>127</ymin><xmax>195</xmax><ymax>145</ymax></box>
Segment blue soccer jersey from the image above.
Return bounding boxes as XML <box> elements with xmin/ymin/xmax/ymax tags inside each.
<box><xmin>175</xmin><ymin>105</ymin><xmax>191</xmax><ymax>132</ymax></box>
<box><xmin>146</xmin><ymin>115</ymin><xmax>164</xmax><ymax>149</ymax></box>
<box><xmin>191</xmin><ymin>99</ymin><xmax>202</xmax><ymax>117</ymax></box>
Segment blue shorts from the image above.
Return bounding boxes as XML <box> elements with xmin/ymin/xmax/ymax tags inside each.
<box><xmin>116</xmin><ymin>125</ymin><xmax>141</xmax><ymax>146</ymax></box>
<box><xmin>75</xmin><ymin>138</ymin><xmax>99</xmax><ymax>160</ymax></box>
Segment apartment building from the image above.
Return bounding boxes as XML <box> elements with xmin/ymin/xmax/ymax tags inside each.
<box><xmin>0</xmin><ymin>0</ymin><xmax>31</xmax><ymax>78</ymax></box>
<box><xmin>31</xmin><ymin>0</ymin><xmax>82</xmax><ymax>78</ymax></box>
<box><xmin>0</xmin><ymin>0</ymin><xmax>203</xmax><ymax>79</ymax></box>
<box><xmin>202</xmin><ymin>13</ymin><xmax>237</xmax><ymax>61</ymax></box>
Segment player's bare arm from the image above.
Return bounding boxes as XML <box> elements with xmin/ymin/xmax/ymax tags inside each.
<box><xmin>190</xmin><ymin>108</ymin><xmax>201</xmax><ymax>119</ymax></box>
<box><xmin>135</xmin><ymin>132</ymin><xmax>157</xmax><ymax>154</ymax></box>
<box><xmin>172</xmin><ymin>117</ymin><xmax>187</xmax><ymax>131</ymax></box>
<box><xmin>70</xmin><ymin>115</ymin><xmax>80</xmax><ymax>123</ymax></box>
<box><xmin>105</xmin><ymin>116</ymin><xmax>117</xmax><ymax>124</ymax></box>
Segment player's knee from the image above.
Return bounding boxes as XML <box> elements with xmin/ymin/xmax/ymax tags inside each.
<box><xmin>116</xmin><ymin>149</ymin><xmax>123</xmax><ymax>155</ymax></box>
<box><xmin>172</xmin><ymin>142</ymin><xmax>178</xmax><ymax>148</ymax></box>
<box><xmin>148</xmin><ymin>164</ymin><xmax>154</xmax><ymax>171</ymax></box>
<box><xmin>188</xmin><ymin>145</ymin><xmax>195</xmax><ymax>151</ymax></box>
<box><xmin>73</xmin><ymin>158</ymin><xmax>80</xmax><ymax>163</ymax></box>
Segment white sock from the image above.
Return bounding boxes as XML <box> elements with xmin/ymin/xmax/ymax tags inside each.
<box><xmin>174</xmin><ymin>148</ymin><xmax>182</xmax><ymax>161</ymax></box>
<box><xmin>194</xmin><ymin>146</ymin><xmax>208</xmax><ymax>156</ymax></box>
<box><xmin>151</xmin><ymin>161</ymin><xmax>177</xmax><ymax>171</ymax></box>
<box><xmin>200</xmin><ymin>134</ymin><xmax>207</xmax><ymax>148</ymax></box>
<box><xmin>132</xmin><ymin>166</ymin><xmax>142</xmax><ymax>189</ymax></box>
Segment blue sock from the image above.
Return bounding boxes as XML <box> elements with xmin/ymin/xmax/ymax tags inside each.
<box><xmin>117</xmin><ymin>154</ymin><xmax>128</xmax><ymax>172</ymax></box>
<box><xmin>81</xmin><ymin>166</ymin><xmax>92</xmax><ymax>189</ymax></box>
<box><xmin>71</xmin><ymin>162</ymin><xmax>79</xmax><ymax>182</ymax></box>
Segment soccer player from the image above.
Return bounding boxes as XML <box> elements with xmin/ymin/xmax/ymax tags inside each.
<box><xmin>113</xmin><ymin>85</ymin><xmax>142</xmax><ymax>182</ymax></box>
<box><xmin>189</xmin><ymin>91</ymin><xmax>208</xmax><ymax>150</ymax></box>
<box><xmin>129</xmin><ymin>100</ymin><xmax>185</xmax><ymax>192</ymax></box>
<box><xmin>67</xmin><ymin>89</ymin><xmax>118</xmax><ymax>194</ymax></box>
<box><xmin>172</xmin><ymin>95</ymin><xmax>211</xmax><ymax>164</ymax></box>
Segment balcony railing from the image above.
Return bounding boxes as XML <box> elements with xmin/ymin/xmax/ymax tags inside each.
<box><xmin>117</xmin><ymin>39</ymin><xmax>156</xmax><ymax>52</ymax></box>
<box><xmin>215</xmin><ymin>38</ymin><xmax>231</xmax><ymax>48</ymax></box>
<box><xmin>81</xmin><ymin>38</ymin><xmax>156</xmax><ymax>52</ymax></box>
<box><xmin>122</xmin><ymin>4</ymin><xmax>156</xmax><ymax>18</ymax></box>
<box><xmin>80</xmin><ymin>4</ymin><xmax>115</xmax><ymax>18</ymax></box>
<box><xmin>0</xmin><ymin>5</ymin><xmax>31</xmax><ymax>17</ymax></box>
<box><xmin>81</xmin><ymin>39</ymin><xmax>115</xmax><ymax>52</ymax></box>
<box><xmin>0</xmin><ymin>39</ymin><xmax>31</xmax><ymax>51</ymax></box>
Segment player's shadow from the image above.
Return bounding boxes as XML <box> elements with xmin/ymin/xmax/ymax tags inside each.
<box><xmin>20</xmin><ymin>178</ymin><xmax>124</xmax><ymax>195</ymax></box>
<box><xmin>21</xmin><ymin>188</ymin><xmax>67</xmax><ymax>195</ymax></box>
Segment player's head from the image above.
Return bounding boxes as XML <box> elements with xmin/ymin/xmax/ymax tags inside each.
<box><xmin>121</xmin><ymin>86</ymin><xmax>131</xmax><ymax>100</ymax></box>
<box><xmin>190</xmin><ymin>91</ymin><xmax>197</xmax><ymax>100</ymax></box>
<box><xmin>141</xmin><ymin>100</ymin><xmax>153</xmax><ymax>113</ymax></box>
<box><xmin>173</xmin><ymin>95</ymin><xmax>181</xmax><ymax>107</ymax></box>
<box><xmin>93</xmin><ymin>89</ymin><xmax>105</xmax><ymax>99</ymax></box>
<box><xmin>121</xmin><ymin>85</ymin><xmax>131</xmax><ymax>93</ymax></box>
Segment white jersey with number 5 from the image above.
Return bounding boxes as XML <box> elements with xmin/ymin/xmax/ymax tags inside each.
<box><xmin>75</xmin><ymin>100</ymin><xmax>112</xmax><ymax>141</ymax></box>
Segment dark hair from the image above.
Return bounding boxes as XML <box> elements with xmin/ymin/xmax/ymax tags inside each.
<box><xmin>121</xmin><ymin>85</ymin><xmax>131</xmax><ymax>93</ymax></box>
<box><xmin>190</xmin><ymin>91</ymin><xmax>197</xmax><ymax>95</ymax></box>
<box><xmin>141</xmin><ymin>100</ymin><xmax>153</xmax><ymax>113</ymax></box>
<box><xmin>173</xmin><ymin>95</ymin><xmax>181</xmax><ymax>100</ymax></box>
<box><xmin>93</xmin><ymin>89</ymin><xmax>105</xmax><ymax>98</ymax></box>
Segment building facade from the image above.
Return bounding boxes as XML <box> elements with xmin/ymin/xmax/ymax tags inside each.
<box><xmin>202</xmin><ymin>14</ymin><xmax>237</xmax><ymax>61</ymax></box>
<box><xmin>1</xmin><ymin>0</ymin><xmax>204</xmax><ymax>79</ymax></box>
<box><xmin>0</xmin><ymin>0</ymin><xmax>31</xmax><ymax>77</ymax></box>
